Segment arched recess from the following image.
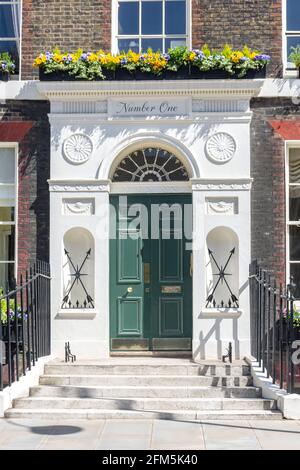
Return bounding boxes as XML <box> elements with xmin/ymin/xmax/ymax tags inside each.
<box><xmin>62</xmin><ymin>227</ymin><xmax>95</xmax><ymax>309</ymax></box>
<box><xmin>97</xmin><ymin>133</ymin><xmax>200</xmax><ymax>181</ymax></box>
<box><xmin>205</xmin><ymin>227</ymin><xmax>239</xmax><ymax>309</ymax></box>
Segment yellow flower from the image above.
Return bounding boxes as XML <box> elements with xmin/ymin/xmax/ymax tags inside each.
<box><xmin>53</xmin><ymin>53</ymin><xmax>63</xmax><ymax>63</ymax></box>
<box><xmin>87</xmin><ymin>53</ymin><xmax>97</xmax><ymax>62</ymax></box>
<box><xmin>231</xmin><ymin>51</ymin><xmax>244</xmax><ymax>63</ymax></box>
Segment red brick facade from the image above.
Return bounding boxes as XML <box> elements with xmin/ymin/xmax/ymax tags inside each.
<box><xmin>21</xmin><ymin>0</ymin><xmax>282</xmax><ymax>79</ymax></box>
<box><xmin>192</xmin><ymin>0</ymin><xmax>282</xmax><ymax>77</ymax></box>
<box><xmin>0</xmin><ymin>101</ymin><xmax>50</xmax><ymax>277</ymax></box>
<box><xmin>22</xmin><ymin>0</ymin><xmax>112</xmax><ymax>80</ymax></box>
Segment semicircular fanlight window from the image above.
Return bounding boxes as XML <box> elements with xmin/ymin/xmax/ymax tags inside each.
<box><xmin>112</xmin><ymin>148</ymin><xmax>189</xmax><ymax>182</ymax></box>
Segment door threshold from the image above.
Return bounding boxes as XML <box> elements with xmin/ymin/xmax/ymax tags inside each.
<box><xmin>110</xmin><ymin>351</ymin><xmax>192</xmax><ymax>358</ymax></box>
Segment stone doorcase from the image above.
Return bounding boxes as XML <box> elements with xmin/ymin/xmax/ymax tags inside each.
<box><xmin>38</xmin><ymin>79</ymin><xmax>263</xmax><ymax>360</ymax></box>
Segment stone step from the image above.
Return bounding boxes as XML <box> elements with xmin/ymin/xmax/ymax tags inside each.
<box><xmin>39</xmin><ymin>374</ymin><xmax>253</xmax><ymax>387</ymax></box>
<box><xmin>4</xmin><ymin>408</ymin><xmax>282</xmax><ymax>421</ymax></box>
<box><xmin>13</xmin><ymin>396</ymin><xmax>276</xmax><ymax>411</ymax></box>
<box><xmin>44</xmin><ymin>363</ymin><xmax>251</xmax><ymax>377</ymax></box>
<box><xmin>30</xmin><ymin>385</ymin><xmax>262</xmax><ymax>399</ymax></box>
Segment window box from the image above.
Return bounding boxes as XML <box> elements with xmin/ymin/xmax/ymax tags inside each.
<box><xmin>114</xmin><ymin>68</ymin><xmax>135</xmax><ymax>80</ymax></box>
<box><xmin>39</xmin><ymin>68</ymin><xmax>74</xmax><ymax>81</ymax></box>
<box><xmin>0</xmin><ymin>71</ymin><xmax>10</xmax><ymax>82</ymax></box>
<box><xmin>36</xmin><ymin>47</ymin><xmax>270</xmax><ymax>81</ymax></box>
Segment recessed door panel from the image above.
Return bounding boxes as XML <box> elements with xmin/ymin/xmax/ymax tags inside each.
<box><xmin>159</xmin><ymin>297</ymin><xmax>184</xmax><ymax>336</ymax></box>
<box><xmin>117</xmin><ymin>230</ymin><xmax>141</xmax><ymax>282</ymax></box>
<box><xmin>159</xmin><ymin>234</ymin><xmax>183</xmax><ymax>282</ymax></box>
<box><xmin>117</xmin><ymin>297</ymin><xmax>142</xmax><ymax>336</ymax></box>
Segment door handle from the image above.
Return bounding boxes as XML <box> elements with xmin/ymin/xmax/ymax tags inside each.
<box><xmin>127</xmin><ymin>287</ymin><xmax>133</xmax><ymax>293</ymax></box>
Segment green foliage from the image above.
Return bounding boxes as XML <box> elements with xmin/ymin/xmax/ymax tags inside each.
<box><xmin>288</xmin><ymin>45</ymin><xmax>300</xmax><ymax>68</ymax></box>
<box><xmin>0</xmin><ymin>52</ymin><xmax>16</xmax><ymax>74</ymax></box>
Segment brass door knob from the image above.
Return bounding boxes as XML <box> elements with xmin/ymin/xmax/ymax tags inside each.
<box><xmin>127</xmin><ymin>287</ymin><xmax>133</xmax><ymax>293</ymax></box>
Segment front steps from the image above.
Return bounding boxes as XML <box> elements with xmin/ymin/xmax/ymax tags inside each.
<box><xmin>5</xmin><ymin>359</ymin><xmax>282</xmax><ymax>420</ymax></box>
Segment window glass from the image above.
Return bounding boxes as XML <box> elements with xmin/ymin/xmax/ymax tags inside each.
<box><xmin>289</xmin><ymin>186</ymin><xmax>300</xmax><ymax>221</ymax></box>
<box><xmin>142</xmin><ymin>2</ymin><xmax>162</xmax><ymax>35</ymax></box>
<box><xmin>116</xmin><ymin>0</ymin><xmax>187</xmax><ymax>53</ymax></box>
<box><xmin>0</xmin><ymin>4</ymin><xmax>14</xmax><ymax>37</ymax></box>
<box><xmin>289</xmin><ymin>148</ymin><xmax>300</xmax><ymax>184</ymax></box>
<box><xmin>165</xmin><ymin>37</ymin><xmax>186</xmax><ymax>50</ymax></box>
<box><xmin>165</xmin><ymin>0</ymin><xmax>186</xmax><ymax>35</ymax></box>
<box><xmin>0</xmin><ymin>1</ymin><xmax>20</xmax><ymax>72</ymax></box>
<box><xmin>118</xmin><ymin>38</ymin><xmax>139</xmax><ymax>53</ymax></box>
<box><xmin>287</xmin><ymin>0</ymin><xmax>300</xmax><ymax>31</ymax></box>
<box><xmin>0</xmin><ymin>148</ymin><xmax>15</xmax><ymax>184</ymax></box>
<box><xmin>290</xmin><ymin>264</ymin><xmax>300</xmax><ymax>298</ymax></box>
<box><xmin>118</xmin><ymin>2</ymin><xmax>139</xmax><ymax>35</ymax></box>
<box><xmin>141</xmin><ymin>38</ymin><xmax>163</xmax><ymax>52</ymax></box>
<box><xmin>287</xmin><ymin>36</ymin><xmax>300</xmax><ymax>59</ymax></box>
<box><xmin>289</xmin><ymin>226</ymin><xmax>300</xmax><ymax>261</ymax></box>
<box><xmin>0</xmin><ymin>207</ymin><xmax>14</xmax><ymax>222</ymax></box>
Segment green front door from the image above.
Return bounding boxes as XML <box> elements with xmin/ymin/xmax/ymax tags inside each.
<box><xmin>110</xmin><ymin>195</ymin><xmax>192</xmax><ymax>351</ymax></box>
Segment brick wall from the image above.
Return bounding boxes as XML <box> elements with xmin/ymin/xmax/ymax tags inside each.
<box><xmin>22</xmin><ymin>0</ymin><xmax>282</xmax><ymax>79</ymax></box>
<box><xmin>22</xmin><ymin>0</ymin><xmax>112</xmax><ymax>79</ymax></box>
<box><xmin>192</xmin><ymin>0</ymin><xmax>282</xmax><ymax>77</ymax></box>
<box><xmin>250</xmin><ymin>98</ymin><xmax>300</xmax><ymax>283</ymax></box>
<box><xmin>0</xmin><ymin>101</ymin><xmax>50</xmax><ymax>276</ymax></box>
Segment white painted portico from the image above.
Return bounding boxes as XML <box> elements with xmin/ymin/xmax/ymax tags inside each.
<box><xmin>37</xmin><ymin>79</ymin><xmax>262</xmax><ymax>361</ymax></box>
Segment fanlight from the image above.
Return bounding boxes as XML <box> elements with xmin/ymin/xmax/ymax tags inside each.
<box><xmin>112</xmin><ymin>148</ymin><xmax>189</xmax><ymax>182</ymax></box>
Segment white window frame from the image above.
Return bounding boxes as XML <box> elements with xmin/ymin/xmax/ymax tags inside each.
<box><xmin>111</xmin><ymin>0</ymin><xmax>191</xmax><ymax>54</ymax></box>
<box><xmin>283</xmin><ymin>0</ymin><xmax>300</xmax><ymax>73</ymax></box>
<box><xmin>0</xmin><ymin>143</ymin><xmax>18</xmax><ymax>284</ymax></box>
<box><xmin>286</xmin><ymin>141</ymin><xmax>300</xmax><ymax>301</ymax></box>
<box><xmin>0</xmin><ymin>0</ymin><xmax>22</xmax><ymax>79</ymax></box>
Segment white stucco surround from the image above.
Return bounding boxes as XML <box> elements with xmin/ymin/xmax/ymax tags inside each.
<box><xmin>37</xmin><ymin>79</ymin><xmax>263</xmax><ymax>360</ymax></box>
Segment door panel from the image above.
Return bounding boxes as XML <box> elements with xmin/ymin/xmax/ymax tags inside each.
<box><xmin>159</xmin><ymin>297</ymin><xmax>184</xmax><ymax>336</ymax></box>
<box><xmin>110</xmin><ymin>194</ymin><xmax>192</xmax><ymax>351</ymax></box>
<box><xmin>117</xmin><ymin>297</ymin><xmax>142</xmax><ymax>336</ymax></box>
<box><xmin>117</xmin><ymin>231</ymin><xmax>142</xmax><ymax>282</ymax></box>
<box><xmin>159</xmin><ymin>235</ymin><xmax>183</xmax><ymax>282</ymax></box>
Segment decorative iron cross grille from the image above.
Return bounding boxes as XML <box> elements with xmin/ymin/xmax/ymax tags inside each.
<box><xmin>61</xmin><ymin>249</ymin><xmax>94</xmax><ymax>309</ymax></box>
<box><xmin>206</xmin><ymin>248</ymin><xmax>239</xmax><ymax>308</ymax></box>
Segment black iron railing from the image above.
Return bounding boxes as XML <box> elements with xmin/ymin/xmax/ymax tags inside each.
<box><xmin>249</xmin><ymin>260</ymin><xmax>300</xmax><ymax>394</ymax></box>
<box><xmin>0</xmin><ymin>261</ymin><xmax>51</xmax><ymax>391</ymax></box>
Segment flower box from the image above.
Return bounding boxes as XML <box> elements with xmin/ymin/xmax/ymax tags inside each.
<box><xmin>39</xmin><ymin>68</ymin><xmax>74</xmax><ymax>81</ymax></box>
<box><xmin>0</xmin><ymin>71</ymin><xmax>9</xmax><ymax>82</ymax></box>
<box><xmin>114</xmin><ymin>68</ymin><xmax>135</xmax><ymax>80</ymax></box>
<box><xmin>35</xmin><ymin>46</ymin><xmax>271</xmax><ymax>82</ymax></box>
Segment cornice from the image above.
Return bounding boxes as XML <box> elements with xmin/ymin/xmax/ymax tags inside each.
<box><xmin>48</xmin><ymin>179</ymin><xmax>110</xmax><ymax>192</ymax></box>
<box><xmin>191</xmin><ymin>178</ymin><xmax>253</xmax><ymax>191</ymax></box>
<box><xmin>37</xmin><ymin>79</ymin><xmax>263</xmax><ymax>101</ymax></box>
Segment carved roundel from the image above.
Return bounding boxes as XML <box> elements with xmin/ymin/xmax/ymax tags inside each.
<box><xmin>205</xmin><ymin>132</ymin><xmax>236</xmax><ymax>163</ymax></box>
<box><xmin>63</xmin><ymin>134</ymin><xmax>93</xmax><ymax>164</ymax></box>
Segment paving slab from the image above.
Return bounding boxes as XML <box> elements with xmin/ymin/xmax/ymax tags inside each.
<box><xmin>249</xmin><ymin>420</ymin><xmax>300</xmax><ymax>450</ymax></box>
<box><xmin>151</xmin><ymin>419</ymin><xmax>205</xmax><ymax>450</ymax></box>
<box><xmin>96</xmin><ymin>419</ymin><xmax>152</xmax><ymax>450</ymax></box>
<box><xmin>201</xmin><ymin>420</ymin><xmax>262</xmax><ymax>450</ymax></box>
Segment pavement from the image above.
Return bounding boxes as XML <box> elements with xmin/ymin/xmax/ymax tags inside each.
<box><xmin>1</xmin><ymin>418</ymin><xmax>300</xmax><ymax>450</ymax></box>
